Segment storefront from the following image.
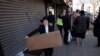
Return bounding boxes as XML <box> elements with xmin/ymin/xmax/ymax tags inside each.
<box><xmin>0</xmin><ymin>0</ymin><xmax>69</xmax><ymax>56</ymax></box>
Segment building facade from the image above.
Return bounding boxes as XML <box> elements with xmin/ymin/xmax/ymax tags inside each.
<box><xmin>0</xmin><ymin>0</ymin><xmax>68</xmax><ymax>56</ymax></box>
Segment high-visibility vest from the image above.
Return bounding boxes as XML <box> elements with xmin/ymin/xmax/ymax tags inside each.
<box><xmin>56</xmin><ymin>18</ymin><xmax>63</xmax><ymax>26</ymax></box>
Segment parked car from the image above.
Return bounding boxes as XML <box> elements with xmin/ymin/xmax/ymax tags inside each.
<box><xmin>85</xmin><ymin>11</ymin><xmax>93</xmax><ymax>18</ymax></box>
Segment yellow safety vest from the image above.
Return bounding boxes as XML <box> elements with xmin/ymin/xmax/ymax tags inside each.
<box><xmin>56</xmin><ymin>18</ymin><xmax>63</xmax><ymax>26</ymax></box>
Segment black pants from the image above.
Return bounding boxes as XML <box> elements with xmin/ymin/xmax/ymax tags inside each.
<box><xmin>64</xmin><ymin>28</ymin><xmax>69</xmax><ymax>44</ymax></box>
<box><xmin>0</xmin><ymin>44</ymin><xmax>4</xmax><ymax>56</ymax></box>
<box><xmin>97</xmin><ymin>37</ymin><xmax>100</xmax><ymax>45</ymax></box>
<box><xmin>57</xmin><ymin>25</ymin><xmax>63</xmax><ymax>36</ymax></box>
<box><xmin>44</xmin><ymin>48</ymin><xmax>53</xmax><ymax>56</ymax></box>
<box><xmin>51</xmin><ymin>25</ymin><xmax>55</xmax><ymax>31</ymax></box>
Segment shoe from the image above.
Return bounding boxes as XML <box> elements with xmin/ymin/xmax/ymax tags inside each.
<box><xmin>76</xmin><ymin>43</ymin><xmax>83</xmax><ymax>46</ymax></box>
<box><xmin>64</xmin><ymin>42</ymin><xmax>69</xmax><ymax>45</ymax></box>
<box><xmin>96</xmin><ymin>44</ymin><xmax>100</xmax><ymax>47</ymax></box>
<box><xmin>48</xmin><ymin>55</ymin><xmax>52</xmax><ymax>56</ymax></box>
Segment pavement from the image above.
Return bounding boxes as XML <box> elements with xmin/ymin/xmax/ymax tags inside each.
<box><xmin>53</xmin><ymin>31</ymin><xmax>100</xmax><ymax>56</ymax></box>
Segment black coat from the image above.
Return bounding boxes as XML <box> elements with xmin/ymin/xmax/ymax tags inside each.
<box><xmin>93</xmin><ymin>17</ymin><xmax>100</xmax><ymax>37</ymax></box>
<box><xmin>48</xmin><ymin>15</ymin><xmax>55</xmax><ymax>25</ymax></box>
<box><xmin>28</xmin><ymin>25</ymin><xmax>53</xmax><ymax>37</ymax></box>
<box><xmin>63</xmin><ymin>14</ymin><xmax>71</xmax><ymax>30</ymax></box>
<box><xmin>74</xmin><ymin>15</ymin><xmax>88</xmax><ymax>33</ymax></box>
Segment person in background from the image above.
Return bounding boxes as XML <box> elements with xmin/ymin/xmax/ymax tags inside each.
<box><xmin>26</xmin><ymin>16</ymin><xmax>53</xmax><ymax>56</ymax></box>
<box><xmin>75</xmin><ymin>10</ymin><xmax>88</xmax><ymax>46</ymax></box>
<box><xmin>71</xmin><ymin>10</ymin><xmax>80</xmax><ymax>38</ymax></box>
<box><xmin>93</xmin><ymin>12</ymin><xmax>100</xmax><ymax>47</ymax></box>
<box><xmin>63</xmin><ymin>11</ymin><xmax>71</xmax><ymax>44</ymax></box>
<box><xmin>56</xmin><ymin>11</ymin><xmax>64</xmax><ymax>37</ymax></box>
<box><xmin>48</xmin><ymin>11</ymin><xmax>55</xmax><ymax>31</ymax></box>
<box><xmin>72</xmin><ymin>9</ymin><xmax>80</xmax><ymax>22</ymax></box>
<box><xmin>86</xmin><ymin>17</ymin><xmax>90</xmax><ymax>30</ymax></box>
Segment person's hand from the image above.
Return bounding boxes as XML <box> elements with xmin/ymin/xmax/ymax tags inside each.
<box><xmin>25</xmin><ymin>36</ymin><xmax>29</xmax><ymax>39</ymax></box>
<box><xmin>49</xmin><ymin>23</ymin><xmax>53</xmax><ymax>26</ymax></box>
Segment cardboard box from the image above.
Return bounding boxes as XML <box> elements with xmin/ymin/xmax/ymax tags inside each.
<box><xmin>26</xmin><ymin>31</ymin><xmax>63</xmax><ymax>51</ymax></box>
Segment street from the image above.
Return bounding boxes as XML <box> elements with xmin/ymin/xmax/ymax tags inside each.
<box><xmin>53</xmin><ymin>31</ymin><xmax>100</xmax><ymax>56</ymax></box>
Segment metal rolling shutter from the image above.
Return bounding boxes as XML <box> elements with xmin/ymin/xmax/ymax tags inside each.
<box><xmin>0</xmin><ymin>0</ymin><xmax>45</xmax><ymax>56</ymax></box>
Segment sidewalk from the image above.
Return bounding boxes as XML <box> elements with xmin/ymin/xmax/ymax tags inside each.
<box><xmin>53</xmin><ymin>31</ymin><xmax>100</xmax><ymax>56</ymax></box>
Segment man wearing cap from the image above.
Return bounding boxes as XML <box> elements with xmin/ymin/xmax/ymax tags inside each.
<box><xmin>27</xmin><ymin>16</ymin><xmax>53</xmax><ymax>56</ymax></box>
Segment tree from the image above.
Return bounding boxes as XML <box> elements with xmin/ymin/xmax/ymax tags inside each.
<box><xmin>88</xmin><ymin>0</ymin><xmax>100</xmax><ymax>19</ymax></box>
<box><xmin>78</xmin><ymin>0</ymin><xmax>85</xmax><ymax>10</ymax></box>
<box><xmin>89</xmin><ymin>0</ymin><xmax>100</xmax><ymax>12</ymax></box>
